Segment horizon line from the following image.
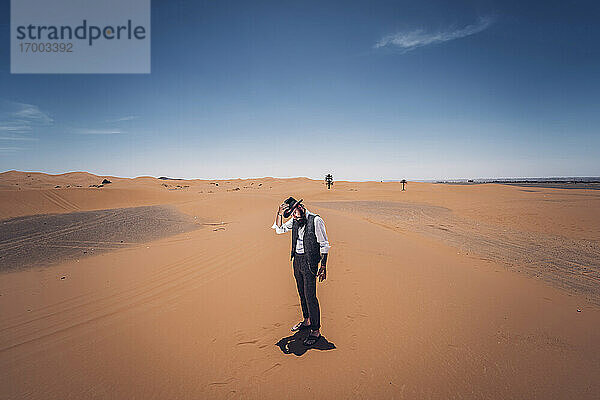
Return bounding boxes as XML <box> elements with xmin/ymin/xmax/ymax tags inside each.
<box><xmin>2</xmin><ymin>169</ymin><xmax>599</xmax><ymax>183</ymax></box>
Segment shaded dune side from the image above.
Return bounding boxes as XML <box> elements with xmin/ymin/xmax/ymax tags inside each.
<box><xmin>0</xmin><ymin>206</ymin><xmax>201</xmax><ymax>272</ymax></box>
<box><xmin>313</xmin><ymin>201</ymin><xmax>600</xmax><ymax>304</ymax></box>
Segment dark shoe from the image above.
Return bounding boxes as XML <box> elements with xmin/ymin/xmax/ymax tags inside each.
<box><xmin>291</xmin><ymin>321</ymin><xmax>310</xmax><ymax>331</ymax></box>
<box><xmin>303</xmin><ymin>333</ymin><xmax>321</xmax><ymax>346</ymax></box>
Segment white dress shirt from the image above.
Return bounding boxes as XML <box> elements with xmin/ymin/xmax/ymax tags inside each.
<box><xmin>271</xmin><ymin>210</ymin><xmax>330</xmax><ymax>254</ymax></box>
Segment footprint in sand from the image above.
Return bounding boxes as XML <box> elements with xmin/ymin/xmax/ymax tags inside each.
<box><xmin>261</xmin><ymin>363</ymin><xmax>281</xmax><ymax>376</ymax></box>
<box><xmin>236</xmin><ymin>339</ymin><xmax>258</xmax><ymax>345</ymax></box>
<box><xmin>208</xmin><ymin>377</ymin><xmax>236</xmax><ymax>387</ymax></box>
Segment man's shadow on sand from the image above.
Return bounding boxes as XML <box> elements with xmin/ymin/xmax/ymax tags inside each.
<box><xmin>275</xmin><ymin>330</ymin><xmax>336</xmax><ymax>356</ymax></box>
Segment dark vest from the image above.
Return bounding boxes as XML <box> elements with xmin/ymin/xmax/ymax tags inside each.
<box><xmin>291</xmin><ymin>213</ymin><xmax>322</xmax><ymax>267</ymax></box>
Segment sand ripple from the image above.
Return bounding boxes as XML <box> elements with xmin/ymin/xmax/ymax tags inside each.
<box><xmin>0</xmin><ymin>206</ymin><xmax>200</xmax><ymax>272</ymax></box>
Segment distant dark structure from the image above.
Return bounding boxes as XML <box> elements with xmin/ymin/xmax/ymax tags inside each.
<box><xmin>401</xmin><ymin>179</ymin><xmax>407</xmax><ymax>191</ymax></box>
<box><xmin>325</xmin><ymin>174</ymin><xmax>334</xmax><ymax>189</ymax></box>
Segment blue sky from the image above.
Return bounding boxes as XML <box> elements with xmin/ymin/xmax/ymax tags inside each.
<box><xmin>1</xmin><ymin>0</ymin><xmax>599</xmax><ymax>180</ymax></box>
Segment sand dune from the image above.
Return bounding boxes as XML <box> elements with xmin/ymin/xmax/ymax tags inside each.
<box><xmin>313</xmin><ymin>200</ymin><xmax>600</xmax><ymax>303</ymax></box>
<box><xmin>1</xmin><ymin>171</ymin><xmax>599</xmax><ymax>399</ymax></box>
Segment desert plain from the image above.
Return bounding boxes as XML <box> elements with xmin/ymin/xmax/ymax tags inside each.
<box><xmin>1</xmin><ymin>170</ymin><xmax>599</xmax><ymax>399</ymax></box>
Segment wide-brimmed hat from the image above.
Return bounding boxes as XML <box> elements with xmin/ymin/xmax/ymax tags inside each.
<box><xmin>282</xmin><ymin>196</ymin><xmax>304</xmax><ymax>218</ymax></box>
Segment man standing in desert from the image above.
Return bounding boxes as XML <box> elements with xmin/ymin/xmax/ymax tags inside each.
<box><xmin>272</xmin><ymin>197</ymin><xmax>330</xmax><ymax>346</ymax></box>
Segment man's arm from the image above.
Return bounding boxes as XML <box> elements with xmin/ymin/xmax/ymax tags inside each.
<box><xmin>271</xmin><ymin>205</ymin><xmax>293</xmax><ymax>234</ymax></box>
<box><xmin>314</xmin><ymin>216</ymin><xmax>330</xmax><ymax>281</ymax></box>
<box><xmin>314</xmin><ymin>216</ymin><xmax>330</xmax><ymax>261</ymax></box>
<box><xmin>275</xmin><ymin>204</ymin><xmax>284</xmax><ymax>227</ymax></box>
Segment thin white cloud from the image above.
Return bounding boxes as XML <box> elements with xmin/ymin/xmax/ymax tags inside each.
<box><xmin>75</xmin><ymin>129</ymin><xmax>123</xmax><ymax>135</ymax></box>
<box><xmin>0</xmin><ymin>125</ymin><xmax>32</xmax><ymax>132</ymax></box>
<box><xmin>105</xmin><ymin>115</ymin><xmax>139</xmax><ymax>123</ymax></box>
<box><xmin>0</xmin><ymin>134</ymin><xmax>39</xmax><ymax>141</ymax></box>
<box><xmin>74</xmin><ymin>115</ymin><xmax>137</xmax><ymax>135</ymax></box>
<box><xmin>375</xmin><ymin>16</ymin><xmax>493</xmax><ymax>52</ymax></box>
<box><xmin>12</xmin><ymin>103</ymin><xmax>54</xmax><ymax>125</ymax></box>
<box><xmin>0</xmin><ymin>146</ymin><xmax>25</xmax><ymax>152</ymax></box>
<box><xmin>0</xmin><ymin>100</ymin><xmax>53</xmax><ymax>139</ymax></box>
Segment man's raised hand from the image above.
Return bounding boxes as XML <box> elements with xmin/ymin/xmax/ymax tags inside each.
<box><xmin>278</xmin><ymin>203</ymin><xmax>289</xmax><ymax>215</ymax></box>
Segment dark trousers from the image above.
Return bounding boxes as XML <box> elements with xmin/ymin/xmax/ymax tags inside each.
<box><xmin>293</xmin><ymin>253</ymin><xmax>320</xmax><ymax>330</ymax></box>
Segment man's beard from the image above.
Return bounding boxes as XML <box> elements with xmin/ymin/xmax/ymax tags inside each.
<box><xmin>296</xmin><ymin>210</ymin><xmax>307</xmax><ymax>227</ymax></box>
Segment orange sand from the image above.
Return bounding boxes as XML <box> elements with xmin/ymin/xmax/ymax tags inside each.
<box><xmin>1</xmin><ymin>171</ymin><xmax>599</xmax><ymax>399</ymax></box>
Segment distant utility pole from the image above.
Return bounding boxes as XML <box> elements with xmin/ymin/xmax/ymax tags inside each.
<box><xmin>401</xmin><ymin>179</ymin><xmax>407</xmax><ymax>191</ymax></box>
<box><xmin>325</xmin><ymin>174</ymin><xmax>334</xmax><ymax>189</ymax></box>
